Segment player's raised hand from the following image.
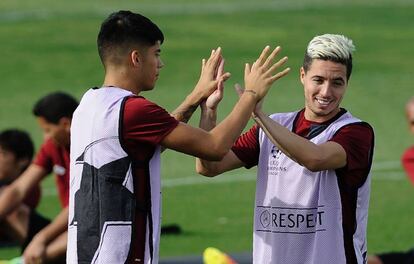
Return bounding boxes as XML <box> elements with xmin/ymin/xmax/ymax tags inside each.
<box><xmin>203</xmin><ymin>58</ymin><xmax>226</xmax><ymax>111</ymax></box>
<box><xmin>244</xmin><ymin>46</ymin><xmax>290</xmax><ymax>101</ymax></box>
<box><xmin>194</xmin><ymin>47</ymin><xmax>231</xmax><ymax>101</ymax></box>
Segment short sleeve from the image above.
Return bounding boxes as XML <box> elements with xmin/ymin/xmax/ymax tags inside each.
<box><xmin>32</xmin><ymin>139</ymin><xmax>54</xmax><ymax>174</ymax></box>
<box><xmin>330</xmin><ymin>123</ymin><xmax>374</xmax><ymax>187</ymax></box>
<box><xmin>123</xmin><ymin>96</ymin><xmax>179</xmax><ymax>145</ymax></box>
<box><xmin>232</xmin><ymin>125</ymin><xmax>260</xmax><ymax>168</ymax></box>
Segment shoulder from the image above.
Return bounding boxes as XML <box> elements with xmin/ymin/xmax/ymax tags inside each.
<box><xmin>331</xmin><ymin>122</ymin><xmax>374</xmax><ymax>161</ymax></box>
<box><xmin>123</xmin><ymin>96</ymin><xmax>173</xmax><ymax>124</ymax></box>
<box><xmin>33</xmin><ymin>138</ymin><xmax>57</xmax><ymax>171</ymax></box>
<box><xmin>124</xmin><ymin>96</ymin><xmax>165</xmax><ymax>112</ymax></box>
<box><xmin>337</xmin><ymin>110</ymin><xmax>373</xmax><ymax>134</ymax></box>
<box><xmin>39</xmin><ymin>138</ymin><xmax>58</xmax><ymax>153</ymax></box>
<box><xmin>334</xmin><ymin>121</ymin><xmax>374</xmax><ymax>141</ymax></box>
<box><xmin>124</xmin><ymin>95</ymin><xmax>174</xmax><ymax>117</ymax></box>
<box><xmin>122</xmin><ymin>96</ymin><xmax>178</xmax><ymax>141</ymax></box>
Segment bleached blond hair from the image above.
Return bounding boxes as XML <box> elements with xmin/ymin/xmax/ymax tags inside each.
<box><xmin>303</xmin><ymin>34</ymin><xmax>355</xmax><ymax>80</ymax></box>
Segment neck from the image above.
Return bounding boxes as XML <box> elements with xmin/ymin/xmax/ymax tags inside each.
<box><xmin>103</xmin><ymin>69</ymin><xmax>141</xmax><ymax>95</ymax></box>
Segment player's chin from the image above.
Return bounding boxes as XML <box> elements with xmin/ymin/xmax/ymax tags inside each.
<box><xmin>142</xmin><ymin>82</ymin><xmax>157</xmax><ymax>91</ymax></box>
<box><xmin>311</xmin><ymin>106</ymin><xmax>332</xmax><ymax>117</ymax></box>
<box><xmin>143</xmin><ymin>86</ymin><xmax>155</xmax><ymax>92</ymax></box>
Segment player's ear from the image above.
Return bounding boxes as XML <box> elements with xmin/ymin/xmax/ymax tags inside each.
<box><xmin>59</xmin><ymin>117</ymin><xmax>71</xmax><ymax>132</ymax></box>
<box><xmin>300</xmin><ymin>67</ymin><xmax>305</xmax><ymax>85</ymax></box>
<box><xmin>131</xmin><ymin>50</ymin><xmax>141</xmax><ymax>67</ymax></box>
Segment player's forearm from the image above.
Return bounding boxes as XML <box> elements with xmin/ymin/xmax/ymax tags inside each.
<box><xmin>171</xmin><ymin>92</ymin><xmax>203</xmax><ymax>123</ymax></box>
<box><xmin>252</xmin><ymin>112</ymin><xmax>291</xmax><ymax>158</ymax></box>
<box><xmin>33</xmin><ymin>207</ymin><xmax>68</xmax><ymax>245</ymax></box>
<box><xmin>45</xmin><ymin>231</ymin><xmax>67</xmax><ymax>262</ymax></box>
<box><xmin>254</xmin><ymin>110</ymin><xmax>323</xmax><ymax>168</ymax></box>
<box><xmin>207</xmin><ymin>92</ymin><xmax>256</xmax><ymax>157</ymax></box>
<box><xmin>0</xmin><ymin>164</ymin><xmax>46</xmax><ymax>220</ymax></box>
<box><xmin>196</xmin><ymin>105</ymin><xmax>221</xmax><ymax>175</ymax></box>
<box><xmin>199</xmin><ymin>104</ymin><xmax>217</xmax><ymax>131</ymax></box>
<box><xmin>0</xmin><ymin>186</ymin><xmax>24</xmax><ymax>219</ymax></box>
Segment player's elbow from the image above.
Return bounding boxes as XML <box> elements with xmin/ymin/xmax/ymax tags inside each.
<box><xmin>214</xmin><ymin>149</ymin><xmax>228</xmax><ymax>161</ymax></box>
<box><xmin>305</xmin><ymin>164</ymin><xmax>323</xmax><ymax>172</ymax></box>
<box><xmin>4</xmin><ymin>184</ymin><xmax>24</xmax><ymax>200</ymax></box>
<box><xmin>196</xmin><ymin>165</ymin><xmax>219</xmax><ymax>177</ymax></box>
<box><xmin>203</xmin><ymin>146</ymin><xmax>228</xmax><ymax>161</ymax></box>
<box><xmin>197</xmin><ymin>168</ymin><xmax>218</xmax><ymax>177</ymax></box>
<box><xmin>302</xmin><ymin>157</ymin><xmax>325</xmax><ymax>172</ymax></box>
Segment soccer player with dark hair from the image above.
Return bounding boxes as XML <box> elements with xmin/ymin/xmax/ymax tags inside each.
<box><xmin>33</xmin><ymin>92</ymin><xmax>79</xmax><ymax>125</ymax></box>
<box><xmin>197</xmin><ymin>34</ymin><xmax>375</xmax><ymax>264</ymax></box>
<box><xmin>67</xmin><ymin>10</ymin><xmax>289</xmax><ymax>264</ymax></box>
<box><xmin>0</xmin><ymin>92</ymin><xmax>78</xmax><ymax>264</ymax></box>
<box><xmin>0</xmin><ymin>129</ymin><xmax>35</xmax><ymax>184</ymax></box>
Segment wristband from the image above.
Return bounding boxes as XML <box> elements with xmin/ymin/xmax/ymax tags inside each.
<box><xmin>244</xmin><ymin>89</ymin><xmax>257</xmax><ymax>95</ymax></box>
<box><xmin>243</xmin><ymin>89</ymin><xmax>258</xmax><ymax>101</ymax></box>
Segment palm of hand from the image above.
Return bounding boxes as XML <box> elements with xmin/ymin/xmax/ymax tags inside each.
<box><xmin>205</xmin><ymin>86</ymin><xmax>223</xmax><ymax>110</ymax></box>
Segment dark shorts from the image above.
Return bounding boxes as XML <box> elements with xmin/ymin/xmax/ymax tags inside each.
<box><xmin>378</xmin><ymin>248</ymin><xmax>414</xmax><ymax>264</ymax></box>
<box><xmin>21</xmin><ymin>210</ymin><xmax>51</xmax><ymax>251</ymax></box>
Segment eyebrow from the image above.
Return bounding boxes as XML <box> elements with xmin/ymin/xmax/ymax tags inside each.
<box><xmin>333</xmin><ymin>77</ymin><xmax>345</xmax><ymax>83</ymax></box>
<box><xmin>311</xmin><ymin>75</ymin><xmax>345</xmax><ymax>82</ymax></box>
<box><xmin>312</xmin><ymin>75</ymin><xmax>324</xmax><ymax>79</ymax></box>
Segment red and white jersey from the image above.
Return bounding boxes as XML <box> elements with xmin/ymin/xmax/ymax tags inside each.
<box><xmin>253</xmin><ymin>110</ymin><xmax>372</xmax><ymax>264</ymax></box>
<box><xmin>68</xmin><ymin>87</ymin><xmax>162</xmax><ymax>264</ymax></box>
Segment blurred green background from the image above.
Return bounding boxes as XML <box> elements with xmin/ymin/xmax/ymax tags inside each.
<box><xmin>0</xmin><ymin>0</ymin><xmax>413</xmax><ymax>259</ymax></box>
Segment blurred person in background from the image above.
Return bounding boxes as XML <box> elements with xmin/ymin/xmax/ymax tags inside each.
<box><xmin>0</xmin><ymin>92</ymin><xmax>78</xmax><ymax>264</ymax></box>
<box><xmin>368</xmin><ymin>97</ymin><xmax>414</xmax><ymax>264</ymax></box>
<box><xmin>0</xmin><ymin>129</ymin><xmax>42</xmax><ymax>248</ymax></box>
<box><xmin>402</xmin><ymin>97</ymin><xmax>414</xmax><ymax>185</ymax></box>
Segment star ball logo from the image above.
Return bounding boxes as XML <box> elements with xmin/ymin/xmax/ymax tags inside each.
<box><xmin>271</xmin><ymin>146</ymin><xmax>279</xmax><ymax>158</ymax></box>
<box><xmin>260</xmin><ymin>210</ymin><xmax>271</xmax><ymax>228</ymax></box>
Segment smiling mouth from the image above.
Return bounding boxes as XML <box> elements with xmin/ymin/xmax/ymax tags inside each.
<box><xmin>315</xmin><ymin>98</ymin><xmax>331</xmax><ymax>106</ymax></box>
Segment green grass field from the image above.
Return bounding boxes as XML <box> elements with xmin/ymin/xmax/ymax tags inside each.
<box><xmin>1</xmin><ymin>0</ymin><xmax>413</xmax><ymax>259</ymax></box>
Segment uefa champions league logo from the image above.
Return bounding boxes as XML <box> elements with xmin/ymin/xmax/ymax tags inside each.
<box><xmin>271</xmin><ymin>145</ymin><xmax>279</xmax><ymax>159</ymax></box>
<box><xmin>260</xmin><ymin>210</ymin><xmax>271</xmax><ymax>228</ymax></box>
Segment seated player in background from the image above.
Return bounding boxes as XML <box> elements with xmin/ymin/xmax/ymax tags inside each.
<box><xmin>0</xmin><ymin>92</ymin><xmax>78</xmax><ymax>264</ymax></box>
<box><xmin>0</xmin><ymin>129</ymin><xmax>42</xmax><ymax>247</ymax></box>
